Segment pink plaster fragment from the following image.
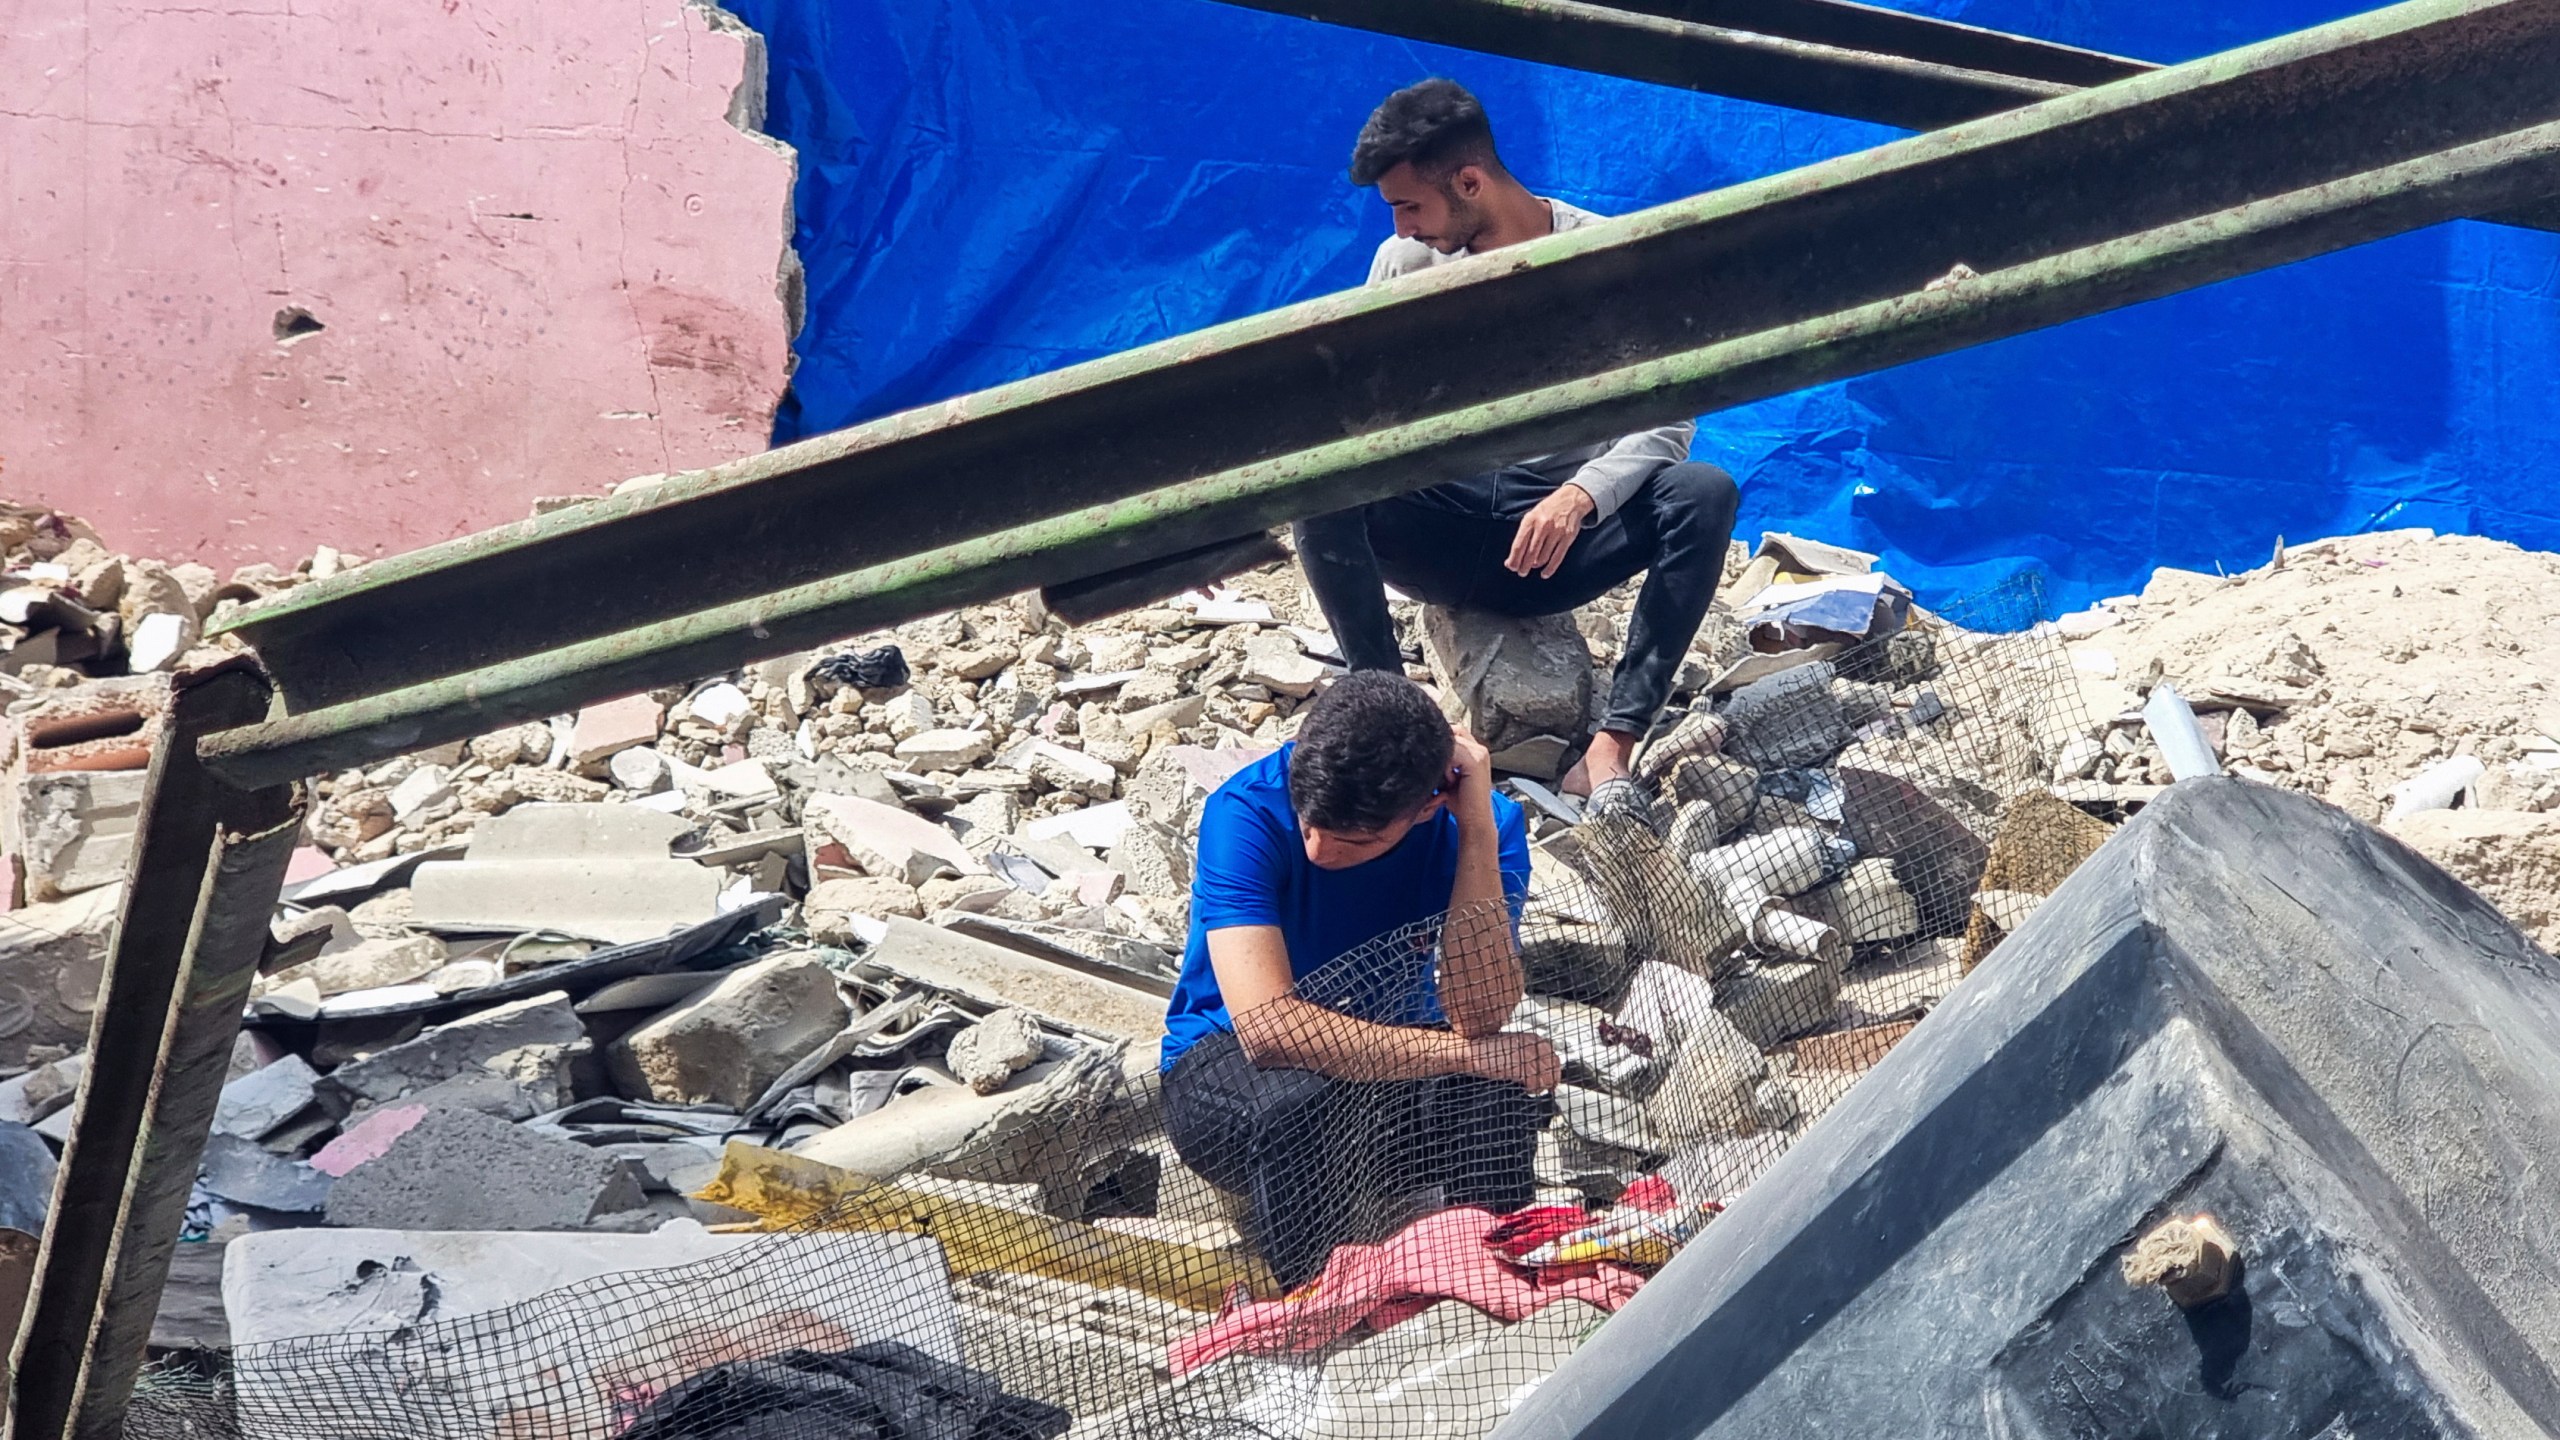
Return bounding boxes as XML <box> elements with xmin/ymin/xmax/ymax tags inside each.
<box><xmin>282</xmin><ymin>846</ymin><xmax>337</xmax><ymax>887</ymax></box>
<box><xmin>309</xmin><ymin>1104</ymin><xmax>430</xmax><ymax>1177</ymax></box>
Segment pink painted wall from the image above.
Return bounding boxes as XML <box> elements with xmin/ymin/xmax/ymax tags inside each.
<box><xmin>0</xmin><ymin>0</ymin><xmax>797</xmax><ymax>570</ymax></box>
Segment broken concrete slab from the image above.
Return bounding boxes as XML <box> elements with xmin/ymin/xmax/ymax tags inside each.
<box><xmin>322</xmin><ymin>1106</ymin><xmax>648</xmax><ymax>1231</ymax></box>
<box><xmin>222</xmin><ymin>1223</ymin><xmax>964</xmax><ymax>1397</ymax></box>
<box><xmin>860</xmin><ymin>918</ymin><xmax>1166</xmax><ymax>1042</ymax></box>
<box><xmin>316</xmin><ymin>991</ymin><xmax>582</xmax><ymax>1116</ymax></box>
<box><xmin>1422</xmin><ymin>606</ymin><xmax>1594</xmax><ymax>756</ymax></box>
<box><xmin>8</xmin><ymin>768</ymin><xmax>145</xmax><ymax>900</ymax></box>
<box><xmin>1238</xmin><ymin>631</ymin><xmax>1329</xmax><ymax>698</ymax></box>
<box><xmin>895</xmin><ymin>727</ymin><xmax>994</xmax><ymax>772</ymax></box>
<box><xmin>212</xmin><ymin>1054</ymin><xmax>320</xmax><ymax>1140</ymax></box>
<box><xmin>1019</xmin><ymin>739</ymin><xmax>1119</xmax><ymax>800</ymax></box>
<box><xmin>258</xmin><ymin>932</ymin><xmax>446</xmax><ymax>999</ymax></box>
<box><xmin>804</xmin><ymin>791</ymin><xmax>984</xmax><ymax>887</ymax></box>
<box><xmin>607</xmin><ymin>952</ymin><xmax>850</xmax><ymax>1110</ymax></box>
<box><xmin>803</xmin><ymin>875</ymin><xmax>926</xmax><ymax>941</ymax></box>
<box><xmin>1021</xmin><ymin>800</ymin><xmax>1134</xmax><ymax>852</ymax></box>
<box><xmin>0</xmin><ymin>883</ymin><xmax>115</xmax><ymax>1068</ymax></box>
<box><xmin>570</xmin><ymin>693</ymin><xmax>667</xmax><ymax>770</ymax></box>
<box><xmin>407</xmin><ymin>803</ymin><xmax>720</xmax><ymax>944</ymax></box>
<box><xmin>197</xmin><ymin>1133</ymin><xmax>332</xmax><ymax>1214</ymax></box>
<box><xmin>1509</xmin><ymin>779</ymin><xmax>2560</xmax><ymax>1437</ymax></box>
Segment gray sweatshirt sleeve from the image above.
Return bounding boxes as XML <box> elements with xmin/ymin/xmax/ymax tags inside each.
<box><xmin>1566</xmin><ymin>420</ymin><xmax>1697</xmax><ymax>524</ymax></box>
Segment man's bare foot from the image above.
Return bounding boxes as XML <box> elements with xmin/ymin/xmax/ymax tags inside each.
<box><xmin>1561</xmin><ymin>728</ymin><xmax>1640</xmax><ymax>797</ymax></box>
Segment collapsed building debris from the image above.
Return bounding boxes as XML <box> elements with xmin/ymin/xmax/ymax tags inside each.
<box><xmin>1504</xmin><ymin>778</ymin><xmax>2560</xmax><ymax>1438</ymax></box>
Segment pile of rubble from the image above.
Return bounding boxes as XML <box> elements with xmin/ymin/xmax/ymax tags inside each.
<box><xmin>2042</xmin><ymin>528</ymin><xmax>2560</xmax><ymax>950</ymax></box>
<box><xmin>0</xmin><ymin>498</ymin><xmax>2179</xmax><ymax>1437</ymax></box>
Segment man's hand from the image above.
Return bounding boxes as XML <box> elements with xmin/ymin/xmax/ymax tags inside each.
<box><xmin>1459</xmin><ymin>1031</ymin><xmax>1561</xmax><ymax>1093</ymax></box>
<box><xmin>1505</xmin><ymin>484</ymin><xmax>1596</xmax><ymax>579</ymax></box>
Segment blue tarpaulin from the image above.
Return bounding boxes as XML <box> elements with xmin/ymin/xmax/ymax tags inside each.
<box><xmin>723</xmin><ymin>0</ymin><xmax>2560</xmax><ymax>617</ymax></box>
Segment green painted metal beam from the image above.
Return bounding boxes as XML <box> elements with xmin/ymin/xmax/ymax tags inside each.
<box><xmin>1199</xmin><ymin>0</ymin><xmax>2135</xmax><ymax>128</ymax></box>
<box><xmin>203</xmin><ymin>0</ymin><xmax>2560</xmax><ymax>786</ymax></box>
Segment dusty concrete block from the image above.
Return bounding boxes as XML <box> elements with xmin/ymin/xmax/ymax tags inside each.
<box><xmin>386</xmin><ymin>764</ymin><xmax>453</xmax><ymax>820</ymax></box>
<box><xmin>11</xmin><ymin>768</ymin><xmax>147</xmax><ymax>900</ymax></box>
<box><xmin>803</xmin><ymin>792</ymin><xmax>984</xmax><ymax>887</ymax></box>
<box><xmin>571</xmin><ymin>694</ymin><xmax>667</xmax><ymax>770</ymax></box>
<box><xmin>947</xmin><ymin>1009</ymin><xmax>1047</xmax><ymax>1094</ymax></box>
<box><xmin>1239</xmin><ymin>632</ymin><xmax>1329</xmax><ymax>698</ymax></box>
<box><xmin>0</xmin><ymin>884</ymin><xmax>115</xmax><ymax>1068</ymax></box>
<box><xmin>213</xmin><ymin>1054</ymin><xmax>320</xmax><ymax>1140</ymax></box>
<box><xmin>1019</xmin><ymin>740</ymin><xmax>1117</xmax><ymax>800</ymax></box>
<box><xmin>804</xmin><ymin>875</ymin><xmax>926</xmax><ymax>941</ymax></box>
<box><xmin>409</xmin><ymin>804</ymin><xmax>719</xmax><ymax>944</ymax></box>
<box><xmin>322</xmin><ymin>1107</ymin><xmax>648</xmax><ymax>1231</ymax></box>
<box><xmin>317</xmin><ymin>992</ymin><xmax>583</xmax><ymax>1116</ymax></box>
<box><xmin>396</xmin><ymin>1040</ymin><xmax>582</xmax><ymax>1121</ymax></box>
<box><xmin>1423</xmin><ymin>607</ymin><xmax>1594</xmax><ymax>753</ymax></box>
<box><xmin>1108</xmin><ymin>823</ymin><xmax>1189</xmax><ymax>900</ymax></box>
<box><xmin>895</xmin><ymin>728</ymin><xmax>993</xmax><ymax>772</ymax></box>
<box><xmin>259</xmin><ymin>933</ymin><xmax>446</xmax><ymax>999</ymax></box>
<box><xmin>607</xmin><ymin>952</ymin><xmax>850</xmax><ymax>1109</ymax></box>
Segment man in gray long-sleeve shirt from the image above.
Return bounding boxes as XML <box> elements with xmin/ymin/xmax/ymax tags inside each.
<box><xmin>1294</xmin><ymin>77</ymin><xmax>1741</xmax><ymax>795</ymax></box>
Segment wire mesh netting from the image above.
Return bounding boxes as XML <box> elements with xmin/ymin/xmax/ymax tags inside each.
<box><xmin>120</xmin><ymin>573</ymin><xmax>2094</xmax><ymax>1440</ymax></box>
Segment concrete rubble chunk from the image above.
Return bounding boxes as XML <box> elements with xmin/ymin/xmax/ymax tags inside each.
<box><xmin>1238</xmin><ymin>631</ymin><xmax>1329</xmax><ymax>698</ymax></box>
<box><xmin>386</xmin><ymin>764</ymin><xmax>452</xmax><ymax>820</ymax></box>
<box><xmin>322</xmin><ymin>1106</ymin><xmax>649</xmax><ymax>1231</ymax></box>
<box><xmin>607</xmin><ymin>952</ymin><xmax>851</xmax><ymax>1110</ymax></box>
<box><xmin>863</xmin><ymin>918</ymin><xmax>1166</xmax><ymax>1042</ymax></box>
<box><xmin>1721</xmin><ymin>661</ymin><xmax>1849</xmax><ymax>770</ymax></box>
<box><xmin>0</xmin><ymin>1051</ymin><xmax>85</xmax><ymax>1126</ymax></box>
<box><xmin>947</xmin><ymin>1008</ymin><xmax>1048</xmax><ymax>1094</ymax></box>
<box><xmin>895</xmin><ymin>727</ymin><xmax>993</xmax><ymax>772</ymax></box>
<box><xmin>1507</xmin><ymin>779</ymin><xmax>2560</xmax><ymax>1438</ymax></box>
<box><xmin>1021</xmin><ymin>799</ymin><xmax>1134</xmax><ymax>852</ymax></box>
<box><xmin>1020</xmin><ymin>740</ymin><xmax>1118</xmax><ymax>800</ymax></box>
<box><xmin>803</xmin><ymin>875</ymin><xmax>926</xmax><ymax>941</ymax></box>
<box><xmin>571</xmin><ymin>694</ymin><xmax>667</xmax><ymax>769</ymax></box>
<box><xmin>259</xmin><ymin>932</ymin><xmax>446</xmax><ymax>998</ymax></box>
<box><xmin>213</xmin><ymin>1054</ymin><xmax>321</xmax><ymax>1140</ymax></box>
<box><xmin>0</xmin><ymin>884</ymin><xmax>117</xmax><ymax>1068</ymax></box>
<box><xmin>1717</xmin><ymin>959</ymin><xmax>1845</xmax><ymax>1050</ymax></box>
<box><xmin>10</xmin><ymin>769</ymin><xmax>147</xmax><ymax>900</ymax></box>
<box><xmin>1108</xmin><ymin>823</ymin><xmax>1189</xmax><ymax>900</ymax></box>
<box><xmin>608</xmin><ymin>745</ymin><xmax>670</xmax><ymax>792</ymax></box>
<box><xmin>408</xmin><ymin>804</ymin><xmax>720</xmax><ymax>944</ymax></box>
<box><xmin>317</xmin><ymin>991</ymin><xmax>582</xmax><ymax>1116</ymax></box>
<box><xmin>1423</xmin><ymin>606</ymin><xmax>1595</xmax><ymax>754</ymax></box>
<box><xmin>197</xmin><ymin>1132</ymin><xmax>333</xmax><ymax>1214</ymax></box>
<box><xmin>804</xmin><ymin>791</ymin><xmax>985</xmax><ymax>887</ymax></box>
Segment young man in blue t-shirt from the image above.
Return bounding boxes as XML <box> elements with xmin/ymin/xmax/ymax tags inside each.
<box><xmin>1160</xmin><ymin>671</ymin><xmax>1558</xmax><ymax>1287</ymax></box>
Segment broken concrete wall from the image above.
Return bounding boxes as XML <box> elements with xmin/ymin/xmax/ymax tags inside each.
<box><xmin>0</xmin><ymin>0</ymin><xmax>799</xmax><ymax>570</ymax></box>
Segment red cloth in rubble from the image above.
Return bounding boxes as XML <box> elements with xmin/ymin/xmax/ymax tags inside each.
<box><xmin>1168</xmin><ymin>1206</ymin><xmax>1648</xmax><ymax>1376</ymax></box>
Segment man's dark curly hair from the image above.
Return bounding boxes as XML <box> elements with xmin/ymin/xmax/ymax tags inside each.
<box><xmin>1288</xmin><ymin>671</ymin><xmax>1455</xmax><ymax>833</ymax></box>
<box><xmin>1348</xmin><ymin>78</ymin><xmax>1503</xmax><ymax>188</ymax></box>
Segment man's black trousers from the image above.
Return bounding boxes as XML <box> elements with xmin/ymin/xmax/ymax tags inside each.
<box><xmin>1162</xmin><ymin>1030</ymin><xmax>1545</xmax><ymax>1290</ymax></box>
<box><xmin>1293</xmin><ymin>460</ymin><xmax>1741</xmax><ymax>737</ymax></box>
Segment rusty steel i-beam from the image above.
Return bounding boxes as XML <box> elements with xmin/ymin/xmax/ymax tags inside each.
<box><xmin>194</xmin><ymin>0</ymin><xmax>2560</xmax><ymax>791</ymax></box>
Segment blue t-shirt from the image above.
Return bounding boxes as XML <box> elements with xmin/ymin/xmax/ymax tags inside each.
<box><xmin>1160</xmin><ymin>744</ymin><xmax>1533</xmax><ymax>1071</ymax></box>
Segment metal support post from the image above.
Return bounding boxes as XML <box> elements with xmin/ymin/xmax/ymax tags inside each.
<box><xmin>8</xmin><ymin>662</ymin><xmax>302</xmax><ymax>1440</ymax></box>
